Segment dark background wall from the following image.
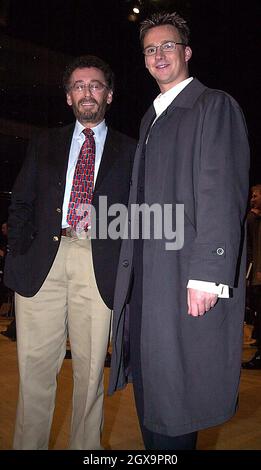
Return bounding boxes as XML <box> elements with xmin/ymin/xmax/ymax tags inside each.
<box><xmin>0</xmin><ymin>0</ymin><xmax>260</xmax><ymax>220</ymax></box>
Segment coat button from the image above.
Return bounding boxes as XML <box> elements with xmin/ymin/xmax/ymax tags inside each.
<box><xmin>53</xmin><ymin>236</ymin><xmax>59</xmax><ymax>242</ymax></box>
<box><xmin>216</xmin><ymin>247</ymin><xmax>224</xmax><ymax>256</ymax></box>
<box><xmin>56</xmin><ymin>208</ymin><xmax>61</xmax><ymax>213</ymax></box>
<box><xmin>122</xmin><ymin>260</ymin><xmax>129</xmax><ymax>267</ymax></box>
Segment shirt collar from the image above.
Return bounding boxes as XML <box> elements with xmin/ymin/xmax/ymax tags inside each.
<box><xmin>153</xmin><ymin>77</ymin><xmax>193</xmax><ymax>117</ymax></box>
<box><xmin>73</xmin><ymin>119</ymin><xmax>107</xmax><ymax>139</ymax></box>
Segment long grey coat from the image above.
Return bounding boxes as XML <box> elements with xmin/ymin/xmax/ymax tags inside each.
<box><xmin>108</xmin><ymin>79</ymin><xmax>250</xmax><ymax>437</ymax></box>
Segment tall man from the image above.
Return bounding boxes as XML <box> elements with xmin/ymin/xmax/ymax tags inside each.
<box><xmin>108</xmin><ymin>12</ymin><xmax>249</xmax><ymax>450</ymax></box>
<box><xmin>4</xmin><ymin>55</ymin><xmax>136</xmax><ymax>449</ymax></box>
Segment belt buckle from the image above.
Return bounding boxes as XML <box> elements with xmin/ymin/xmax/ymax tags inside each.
<box><xmin>61</xmin><ymin>227</ymin><xmax>74</xmax><ymax>238</ymax></box>
<box><xmin>66</xmin><ymin>227</ymin><xmax>74</xmax><ymax>237</ymax></box>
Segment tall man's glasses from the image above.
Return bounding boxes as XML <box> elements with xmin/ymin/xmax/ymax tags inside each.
<box><xmin>70</xmin><ymin>81</ymin><xmax>109</xmax><ymax>93</ymax></box>
<box><xmin>143</xmin><ymin>41</ymin><xmax>186</xmax><ymax>56</ymax></box>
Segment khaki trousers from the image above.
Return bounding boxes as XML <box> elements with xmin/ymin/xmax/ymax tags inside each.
<box><xmin>13</xmin><ymin>235</ymin><xmax>111</xmax><ymax>449</ymax></box>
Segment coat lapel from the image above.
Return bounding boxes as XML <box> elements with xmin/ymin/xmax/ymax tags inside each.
<box><xmin>140</xmin><ymin>107</ymin><xmax>156</xmax><ymax>145</ymax></box>
<box><xmin>166</xmin><ymin>78</ymin><xmax>207</xmax><ymax>112</ymax></box>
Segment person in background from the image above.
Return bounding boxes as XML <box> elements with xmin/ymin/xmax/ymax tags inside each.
<box><xmin>0</xmin><ymin>221</ymin><xmax>8</xmax><ymax>266</ymax></box>
<box><xmin>108</xmin><ymin>11</ymin><xmax>249</xmax><ymax>450</ymax></box>
<box><xmin>4</xmin><ymin>55</ymin><xmax>136</xmax><ymax>449</ymax></box>
<box><xmin>0</xmin><ymin>221</ymin><xmax>8</xmax><ymax>306</ymax></box>
<box><xmin>0</xmin><ymin>220</ymin><xmax>16</xmax><ymax>337</ymax></box>
<box><xmin>242</xmin><ymin>184</ymin><xmax>261</xmax><ymax>369</ymax></box>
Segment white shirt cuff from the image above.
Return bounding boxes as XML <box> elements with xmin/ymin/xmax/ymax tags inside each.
<box><xmin>187</xmin><ymin>280</ymin><xmax>230</xmax><ymax>298</ymax></box>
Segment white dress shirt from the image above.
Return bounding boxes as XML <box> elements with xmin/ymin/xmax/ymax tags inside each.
<box><xmin>62</xmin><ymin>119</ymin><xmax>108</xmax><ymax>228</ymax></box>
<box><xmin>152</xmin><ymin>77</ymin><xmax>229</xmax><ymax>298</ymax></box>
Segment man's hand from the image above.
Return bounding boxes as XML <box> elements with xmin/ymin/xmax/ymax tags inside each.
<box><xmin>187</xmin><ymin>288</ymin><xmax>218</xmax><ymax>316</ymax></box>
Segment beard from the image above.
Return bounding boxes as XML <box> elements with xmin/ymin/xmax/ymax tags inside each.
<box><xmin>72</xmin><ymin>98</ymin><xmax>108</xmax><ymax>125</ymax></box>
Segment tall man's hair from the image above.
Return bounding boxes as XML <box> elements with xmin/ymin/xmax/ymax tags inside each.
<box><xmin>140</xmin><ymin>11</ymin><xmax>190</xmax><ymax>46</ymax></box>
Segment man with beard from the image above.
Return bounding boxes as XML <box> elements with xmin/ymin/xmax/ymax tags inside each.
<box><xmin>4</xmin><ymin>55</ymin><xmax>136</xmax><ymax>449</ymax></box>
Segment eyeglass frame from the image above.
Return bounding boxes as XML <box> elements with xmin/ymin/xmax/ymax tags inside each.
<box><xmin>69</xmin><ymin>80</ymin><xmax>110</xmax><ymax>94</ymax></box>
<box><xmin>143</xmin><ymin>40</ymin><xmax>187</xmax><ymax>56</ymax></box>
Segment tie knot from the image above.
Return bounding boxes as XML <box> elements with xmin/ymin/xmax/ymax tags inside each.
<box><xmin>83</xmin><ymin>128</ymin><xmax>94</xmax><ymax>138</ymax></box>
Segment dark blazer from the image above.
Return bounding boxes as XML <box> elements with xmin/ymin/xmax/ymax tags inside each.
<box><xmin>109</xmin><ymin>79</ymin><xmax>250</xmax><ymax>436</ymax></box>
<box><xmin>4</xmin><ymin>123</ymin><xmax>136</xmax><ymax>309</ymax></box>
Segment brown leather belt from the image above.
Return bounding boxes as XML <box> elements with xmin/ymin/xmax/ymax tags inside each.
<box><xmin>61</xmin><ymin>227</ymin><xmax>89</xmax><ymax>238</ymax></box>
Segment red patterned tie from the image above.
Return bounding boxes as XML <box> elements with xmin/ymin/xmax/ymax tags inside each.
<box><xmin>67</xmin><ymin>128</ymin><xmax>95</xmax><ymax>231</ymax></box>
